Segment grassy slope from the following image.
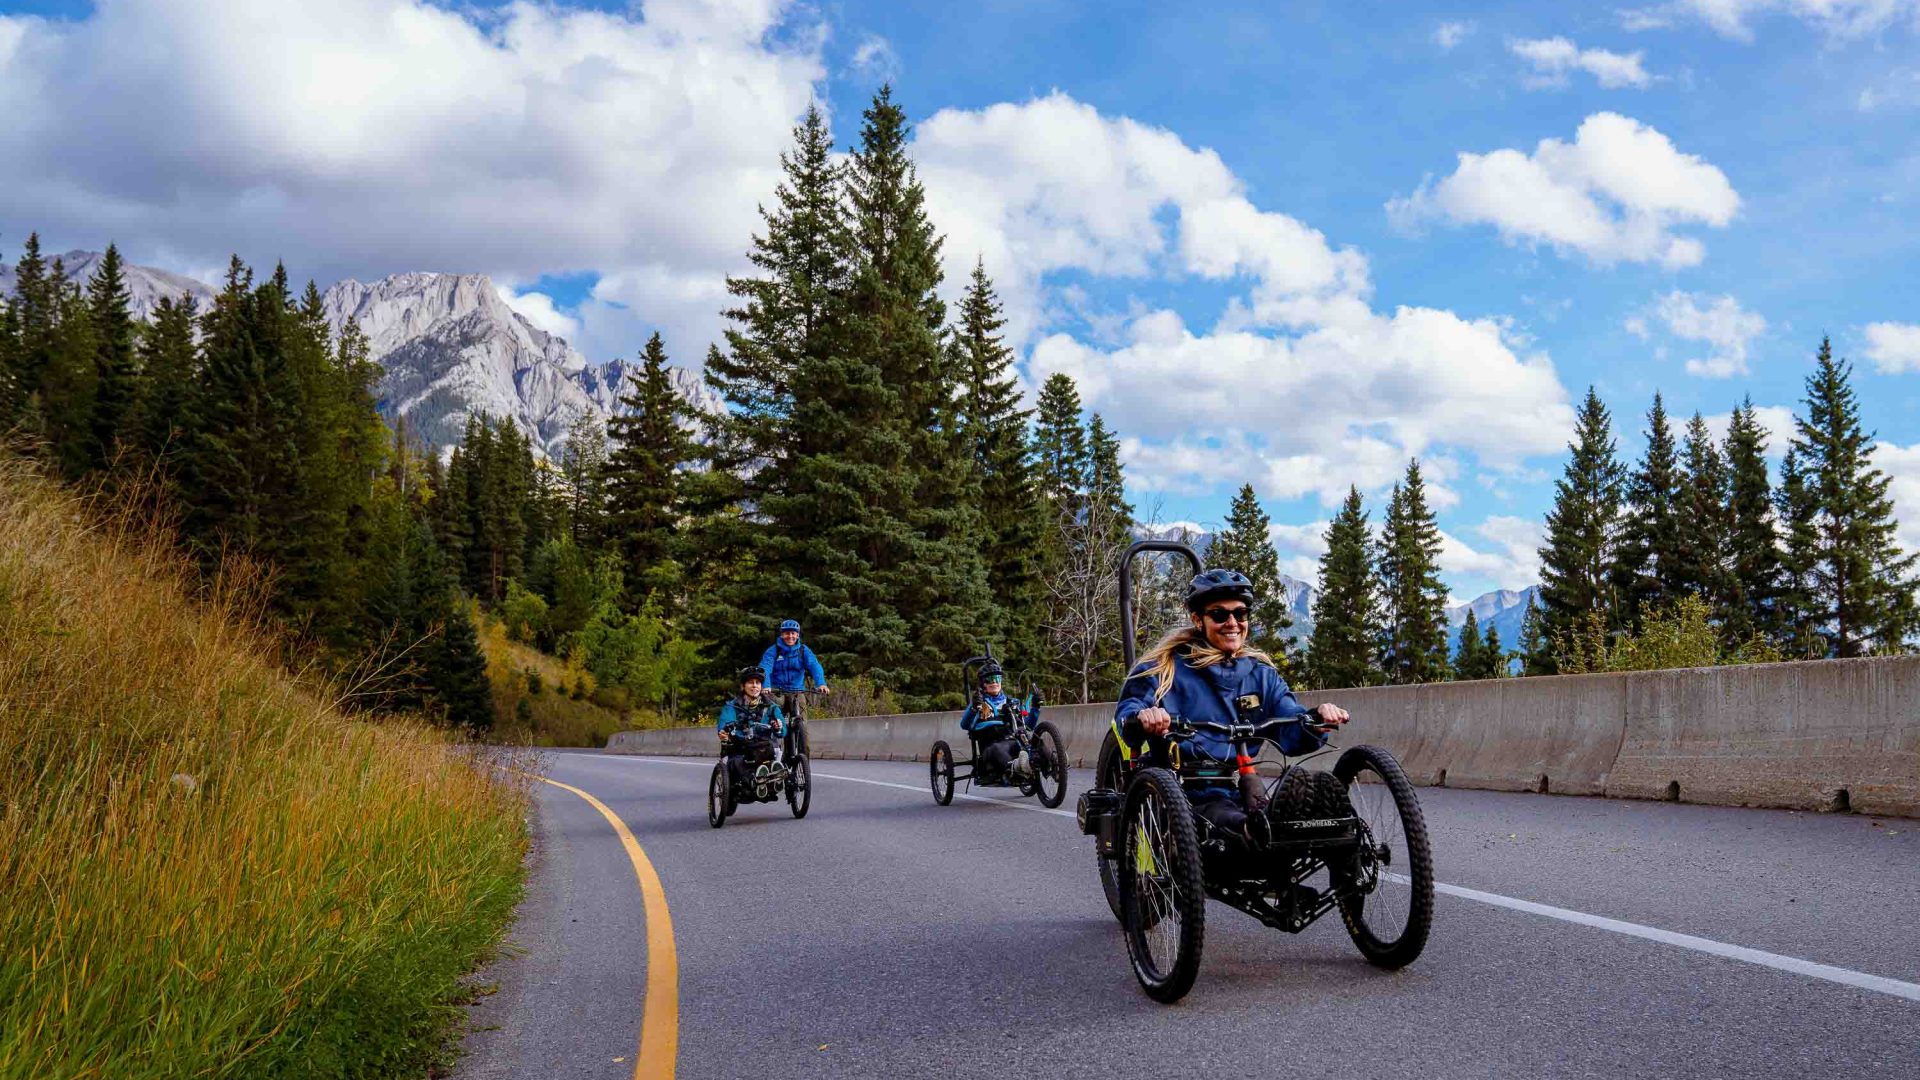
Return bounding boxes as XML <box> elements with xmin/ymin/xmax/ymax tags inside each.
<box><xmin>476</xmin><ymin>614</ymin><xmax>631</xmax><ymax>747</ymax></box>
<box><xmin>0</xmin><ymin>462</ymin><xmax>528</xmax><ymax>1079</ymax></box>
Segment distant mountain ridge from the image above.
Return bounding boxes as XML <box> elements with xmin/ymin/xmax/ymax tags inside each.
<box><xmin>0</xmin><ymin>252</ymin><xmax>720</xmax><ymax>457</ymax></box>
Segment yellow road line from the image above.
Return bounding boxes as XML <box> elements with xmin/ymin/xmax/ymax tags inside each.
<box><xmin>537</xmin><ymin>776</ymin><xmax>678</xmax><ymax>1079</ymax></box>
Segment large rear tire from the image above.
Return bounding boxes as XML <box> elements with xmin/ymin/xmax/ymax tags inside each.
<box><xmin>788</xmin><ymin>754</ymin><xmax>812</xmax><ymax>819</ymax></box>
<box><xmin>1118</xmin><ymin>768</ymin><xmax>1207</xmax><ymax>1004</ymax></box>
<box><xmin>1333</xmin><ymin>744</ymin><xmax>1434</xmax><ymax>969</ymax></box>
<box><xmin>707</xmin><ymin>762</ymin><xmax>731</xmax><ymax>829</ymax></box>
<box><xmin>1032</xmin><ymin>722</ymin><xmax>1068</xmax><ymax>808</ymax></box>
<box><xmin>930</xmin><ymin>741</ymin><xmax>955</xmax><ymax>805</ymax></box>
<box><xmin>1094</xmin><ymin>729</ymin><xmax>1126</xmax><ymax>921</ymax></box>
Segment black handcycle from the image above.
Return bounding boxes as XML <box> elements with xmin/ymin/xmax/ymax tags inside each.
<box><xmin>1075</xmin><ymin>540</ymin><xmax>1435</xmax><ymax>1002</ymax></box>
<box><xmin>929</xmin><ymin>653</ymin><xmax>1069</xmax><ymax>809</ymax></box>
<box><xmin>708</xmin><ymin>719</ymin><xmax>812</xmax><ymax>828</ymax></box>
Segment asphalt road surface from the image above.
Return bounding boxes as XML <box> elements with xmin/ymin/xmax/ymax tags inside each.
<box><xmin>454</xmin><ymin>749</ymin><xmax>1920</xmax><ymax>1080</ymax></box>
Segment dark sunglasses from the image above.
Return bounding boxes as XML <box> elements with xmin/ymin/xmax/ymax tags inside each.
<box><xmin>1202</xmin><ymin>606</ymin><xmax>1252</xmax><ymax>625</ymax></box>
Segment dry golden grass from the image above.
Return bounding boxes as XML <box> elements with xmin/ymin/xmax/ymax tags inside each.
<box><xmin>0</xmin><ymin>459</ymin><xmax>528</xmax><ymax>1079</ymax></box>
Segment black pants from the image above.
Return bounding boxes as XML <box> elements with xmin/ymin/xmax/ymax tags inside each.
<box><xmin>726</xmin><ymin>737</ymin><xmax>777</xmax><ymax>789</ymax></box>
<box><xmin>977</xmin><ymin>731</ymin><xmax>1053</xmax><ymax>780</ymax></box>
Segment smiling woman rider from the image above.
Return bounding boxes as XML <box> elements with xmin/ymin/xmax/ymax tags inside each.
<box><xmin>1117</xmin><ymin>568</ymin><xmax>1351</xmax><ymax>844</ymax></box>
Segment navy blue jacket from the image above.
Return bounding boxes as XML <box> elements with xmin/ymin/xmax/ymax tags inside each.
<box><xmin>960</xmin><ymin>692</ymin><xmax>1030</xmax><ymax>735</ymax></box>
<box><xmin>1115</xmin><ymin>649</ymin><xmax>1325</xmax><ymax>790</ymax></box>
<box><xmin>760</xmin><ymin>640</ymin><xmax>826</xmax><ymax>692</ymax></box>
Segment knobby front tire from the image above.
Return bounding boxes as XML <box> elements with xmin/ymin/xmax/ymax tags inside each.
<box><xmin>1333</xmin><ymin>744</ymin><xmax>1434</xmax><ymax>968</ymax></box>
<box><xmin>707</xmin><ymin>762</ymin><xmax>731</xmax><ymax>829</ymax></box>
<box><xmin>1094</xmin><ymin>729</ymin><xmax>1125</xmax><ymax>921</ymax></box>
<box><xmin>1118</xmin><ymin>767</ymin><xmax>1207</xmax><ymax>1004</ymax></box>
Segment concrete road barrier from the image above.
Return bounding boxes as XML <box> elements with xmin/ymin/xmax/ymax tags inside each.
<box><xmin>606</xmin><ymin>655</ymin><xmax>1920</xmax><ymax>816</ymax></box>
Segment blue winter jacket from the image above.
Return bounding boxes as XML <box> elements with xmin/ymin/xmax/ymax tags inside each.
<box><xmin>1115</xmin><ymin>649</ymin><xmax>1325</xmax><ymax>792</ymax></box>
<box><xmin>716</xmin><ymin>698</ymin><xmax>785</xmax><ymax>738</ymax></box>
<box><xmin>960</xmin><ymin>692</ymin><xmax>1029</xmax><ymax>736</ymax></box>
<box><xmin>760</xmin><ymin>640</ymin><xmax>826</xmax><ymax>692</ymax></box>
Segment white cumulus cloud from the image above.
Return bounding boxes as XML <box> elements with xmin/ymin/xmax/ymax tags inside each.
<box><xmin>1639</xmin><ymin>291</ymin><xmax>1769</xmax><ymax>377</ymax></box>
<box><xmin>1864</xmin><ymin>321</ymin><xmax>1920</xmax><ymax>372</ymax></box>
<box><xmin>0</xmin><ymin>0</ymin><xmax>825</xmax><ymax>363</ymax></box>
<box><xmin>1880</xmin><ymin>442</ymin><xmax>1920</xmax><ymax>554</ymax></box>
<box><xmin>1434</xmin><ymin>21</ymin><xmax>1474</xmax><ymax>49</ymax></box>
<box><xmin>1388</xmin><ymin>112</ymin><xmax>1739</xmax><ymax>268</ymax></box>
<box><xmin>1440</xmin><ymin>515</ymin><xmax>1544</xmax><ymax>589</ymax></box>
<box><xmin>1702</xmin><ymin>403</ymin><xmax>1799</xmax><ymax>455</ymax></box>
<box><xmin>1509</xmin><ymin>37</ymin><xmax>1654</xmax><ymax>89</ymax></box>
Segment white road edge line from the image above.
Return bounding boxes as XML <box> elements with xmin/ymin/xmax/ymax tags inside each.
<box><xmin>608</xmin><ymin>754</ymin><xmax>1920</xmax><ymax>1005</ymax></box>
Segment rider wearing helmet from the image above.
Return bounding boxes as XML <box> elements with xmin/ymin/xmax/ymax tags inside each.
<box><xmin>1116</xmin><ymin>568</ymin><xmax>1350</xmax><ymax>843</ymax></box>
<box><xmin>959</xmin><ymin>661</ymin><xmax>1049</xmax><ymax>782</ymax></box>
<box><xmin>760</xmin><ymin>619</ymin><xmax>829</xmax><ymax>762</ymax></box>
<box><xmin>717</xmin><ymin>667</ymin><xmax>787</xmax><ymax>791</ymax></box>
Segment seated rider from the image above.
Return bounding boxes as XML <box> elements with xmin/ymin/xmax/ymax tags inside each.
<box><xmin>760</xmin><ymin>619</ymin><xmax>829</xmax><ymax>761</ymax></box>
<box><xmin>1116</xmin><ymin>568</ymin><xmax>1350</xmax><ymax>844</ymax></box>
<box><xmin>959</xmin><ymin>662</ymin><xmax>1049</xmax><ymax>782</ymax></box>
<box><xmin>717</xmin><ymin>667</ymin><xmax>787</xmax><ymax>791</ymax></box>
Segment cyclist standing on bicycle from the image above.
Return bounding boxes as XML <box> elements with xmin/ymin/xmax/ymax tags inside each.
<box><xmin>1117</xmin><ymin>569</ymin><xmax>1350</xmax><ymax>843</ymax></box>
<box><xmin>760</xmin><ymin>619</ymin><xmax>829</xmax><ymax>761</ymax></box>
<box><xmin>718</xmin><ymin>667</ymin><xmax>786</xmax><ymax>791</ymax></box>
<box><xmin>959</xmin><ymin>661</ymin><xmax>1049</xmax><ymax>782</ymax></box>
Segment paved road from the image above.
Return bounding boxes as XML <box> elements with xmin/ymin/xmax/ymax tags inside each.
<box><xmin>455</xmin><ymin>750</ymin><xmax>1920</xmax><ymax>1080</ymax></box>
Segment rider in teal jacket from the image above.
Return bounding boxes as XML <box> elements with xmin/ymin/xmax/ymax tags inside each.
<box><xmin>718</xmin><ymin>667</ymin><xmax>786</xmax><ymax>789</ymax></box>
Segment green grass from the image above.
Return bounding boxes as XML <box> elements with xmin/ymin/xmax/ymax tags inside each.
<box><xmin>0</xmin><ymin>461</ymin><xmax>529</xmax><ymax>1079</ymax></box>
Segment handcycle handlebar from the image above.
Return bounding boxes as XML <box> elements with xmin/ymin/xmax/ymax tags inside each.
<box><xmin>721</xmin><ymin>721</ymin><xmax>781</xmax><ymax>740</ymax></box>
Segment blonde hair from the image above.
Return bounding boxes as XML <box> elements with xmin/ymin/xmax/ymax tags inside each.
<box><xmin>1132</xmin><ymin>623</ymin><xmax>1275</xmax><ymax>706</ymax></box>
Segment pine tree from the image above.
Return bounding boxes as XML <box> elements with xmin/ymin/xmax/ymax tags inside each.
<box><xmin>1308</xmin><ymin>487</ymin><xmax>1382</xmax><ymax>689</ymax></box>
<box><xmin>1454</xmin><ymin>608</ymin><xmax>1486</xmax><ymax>680</ymax></box>
<box><xmin>605</xmin><ymin>332</ymin><xmax>694</xmax><ymax>601</ymax></box>
<box><xmin>40</xmin><ymin>267</ymin><xmax>100</xmax><ymax>479</ymax></box>
<box><xmin>1537</xmin><ymin>387</ymin><xmax>1626</xmax><ymax>672</ymax></box>
<box><xmin>432</xmin><ymin>600</ymin><xmax>497</xmax><ymax>731</ymax></box>
<box><xmin>1723</xmin><ymin>398</ymin><xmax>1783</xmax><ymax>645</ymax></box>
<box><xmin>1033</xmin><ymin>372</ymin><xmax>1089</xmax><ymax>511</ymax></box>
<box><xmin>1775</xmin><ymin>444</ymin><xmax>1823</xmax><ymax>657</ymax></box>
<box><xmin>1483</xmin><ymin>625</ymin><xmax>1507</xmax><ymax>677</ymax></box>
<box><xmin>1376</xmin><ymin>459</ymin><xmax>1450</xmax><ymax>684</ymax></box>
<box><xmin>1517</xmin><ymin>595</ymin><xmax>1551</xmax><ymax>676</ymax></box>
<box><xmin>129</xmin><ymin>294</ymin><xmax>199</xmax><ymax>460</ymax></box>
<box><xmin>1613</xmin><ymin>392</ymin><xmax>1684</xmax><ymax>624</ymax></box>
<box><xmin>560</xmin><ymin>410</ymin><xmax>610</xmax><ymax>548</ymax></box>
<box><xmin>3</xmin><ymin>234</ymin><xmax>56</xmax><ymax>419</ymax></box>
<box><xmin>955</xmin><ymin>260</ymin><xmax>1045</xmax><ymax>668</ymax></box>
<box><xmin>84</xmin><ymin>244</ymin><xmax>139</xmax><ymax>474</ymax></box>
<box><xmin>1780</xmin><ymin>337</ymin><xmax>1920</xmax><ymax>655</ymax></box>
<box><xmin>1208</xmin><ymin>483</ymin><xmax>1296</xmax><ymax>668</ymax></box>
<box><xmin>181</xmin><ymin>257</ymin><xmax>273</xmax><ymax>556</ymax></box>
<box><xmin>1673</xmin><ymin>411</ymin><xmax>1734</xmax><ymax>615</ymax></box>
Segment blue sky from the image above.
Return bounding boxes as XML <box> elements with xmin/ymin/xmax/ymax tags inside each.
<box><xmin>3</xmin><ymin>0</ymin><xmax>1918</xmax><ymax>598</ymax></box>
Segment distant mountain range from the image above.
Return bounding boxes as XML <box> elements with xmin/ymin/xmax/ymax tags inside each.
<box><xmin>0</xmin><ymin>252</ymin><xmax>721</xmax><ymax>457</ymax></box>
<box><xmin>1134</xmin><ymin>525</ymin><xmax>1538</xmax><ymax>654</ymax></box>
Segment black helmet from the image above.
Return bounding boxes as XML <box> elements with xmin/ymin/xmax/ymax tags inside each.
<box><xmin>978</xmin><ymin>660</ymin><xmax>1005</xmax><ymax>684</ymax></box>
<box><xmin>737</xmin><ymin>666</ymin><xmax>765</xmax><ymax>686</ymax></box>
<box><xmin>1186</xmin><ymin>568</ymin><xmax>1255</xmax><ymax>612</ymax></box>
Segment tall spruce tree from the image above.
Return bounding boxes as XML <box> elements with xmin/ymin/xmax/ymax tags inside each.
<box><xmin>560</xmin><ymin>411</ymin><xmax>610</xmax><ymax>548</ymax></box>
<box><xmin>4</xmin><ymin>234</ymin><xmax>56</xmax><ymax>420</ymax></box>
<box><xmin>181</xmin><ymin>257</ymin><xmax>274</xmax><ymax>556</ymax></box>
<box><xmin>1033</xmin><ymin>372</ymin><xmax>1090</xmax><ymax>512</ymax></box>
<box><xmin>1723</xmin><ymin>398</ymin><xmax>1783</xmax><ymax>644</ymax></box>
<box><xmin>955</xmin><ymin>260</ymin><xmax>1045</xmax><ymax>667</ymax></box>
<box><xmin>1376</xmin><ymin>459</ymin><xmax>1450</xmax><ymax>684</ymax></box>
<box><xmin>1308</xmin><ymin>486</ymin><xmax>1382</xmax><ymax>689</ymax></box>
<box><xmin>83</xmin><ymin>245</ymin><xmax>138</xmax><ymax>474</ymax></box>
<box><xmin>606</xmin><ymin>332</ymin><xmax>694</xmax><ymax>602</ymax></box>
<box><xmin>1516</xmin><ymin>595</ymin><xmax>1552</xmax><ymax>676</ymax></box>
<box><xmin>1455</xmin><ymin>607</ymin><xmax>1486</xmax><ymax>680</ymax></box>
<box><xmin>1613</xmin><ymin>392</ymin><xmax>1684</xmax><ymax>624</ymax></box>
<box><xmin>40</xmin><ymin>264</ymin><xmax>101</xmax><ymax>480</ymax></box>
<box><xmin>1208</xmin><ymin>483</ymin><xmax>1295</xmax><ymax>668</ymax></box>
<box><xmin>1779</xmin><ymin>337</ymin><xmax>1920</xmax><ymax>655</ymax></box>
<box><xmin>129</xmin><ymin>294</ymin><xmax>199</xmax><ymax>460</ymax></box>
<box><xmin>1673</xmin><ymin>411</ymin><xmax>1734</xmax><ymax>613</ymax></box>
<box><xmin>1537</xmin><ymin>387</ymin><xmax>1626</xmax><ymax>671</ymax></box>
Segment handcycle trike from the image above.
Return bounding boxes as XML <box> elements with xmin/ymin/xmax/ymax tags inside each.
<box><xmin>1075</xmin><ymin>540</ymin><xmax>1436</xmax><ymax>1002</ymax></box>
<box><xmin>929</xmin><ymin>651</ymin><xmax>1069</xmax><ymax>809</ymax></box>
<box><xmin>708</xmin><ymin>717</ymin><xmax>812</xmax><ymax>828</ymax></box>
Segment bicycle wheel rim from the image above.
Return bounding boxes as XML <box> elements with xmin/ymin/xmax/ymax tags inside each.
<box><xmin>1347</xmin><ymin>763</ymin><xmax>1415</xmax><ymax>947</ymax></box>
<box><xmin>1123</xmin><ymin>785</ymin><xmax>1184</xmax><ymax>982</ymax></box>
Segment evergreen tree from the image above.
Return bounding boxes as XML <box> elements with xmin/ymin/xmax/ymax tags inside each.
<box><xmin>1483</xmin><ymin>625</ymin><xmax>1507</xmax><ymax>678</ymax></box>
<box><xmin>1613</xmin><ymin>392</ymin><xmax>1684</xmax><ymax>624</ymax></box>
<box><xmin>605</xmin><ymin>332</ymin><xmax>694</xmax><ymax>601</ymax></box>
<box><xmin>1722</xmin><ymin>398</ymin><xmax>1783</xmax><ymax>645</ymax></box>
<box><xmin>3</xmin><ymin>234</ymin><xmax>56</xmax><ymax>420</ymax></box>
<box><xmin>1208</xmin><ymin>483</ymin><xmax>1295</xmax><ymax>668</ymax></box>
<box><xmin>1537</xmin><ymin>387</ymin><xmax>1626</xmax><ymax>672</ymax></box>
<box><xmin>1308</xmin><ymin>486</ymin><xmax>1382</xmax><ymax>689</ymax></box>
<box><xmin>955</xmin><ymin>260</ymin><xmax>1046</xmax><ymax>667</ymax></box>
<box><xmin>84</xmin><ymin>244</ymin><xmax>139</xmax><ymax>474</ymax></box>
<box><xmin>180</xmin><ymin>257</ymin><xmax>274</xmax><ymax>556</ymax></box>
<box><xmin>40</xmin><ymin>267</ymin><xmax>100</xmax><ymax>479</ymax></box>
<box><xmin>1454</xmin><ymin>608</ymin><xmax>1486</xmax><ymax>680</ymax></box>
<box><xmin>1376</xmin><ymin>459</ymin><xmax>1450</xmax><ymax>684</ymax></box>
<box><xmin>432</xmin><ymin>601</ymin><xmax>497</xmax><ymax>731</ymax></box>
<box><xmin>129</xmin><ymin>294</ymin><xmax>199</xmax><ymax>460</ymax></box>
<box><xmin>1673</xmin><ymin>411</ymin><xmax>1734</xmax><ymax>613</ymax></box>
<box><xmin>1780</xmin><ymin>338</ymin><xmax>1920</xmax><ymax>655</ymax></box>
<box><xmin>560</xmin><ymin>410</ymin><xmax>610</xmax><ymax>548</ymax></box>
<box><xmin>1775</xmin><ymin>444</ymin><xmax>1824</xmax><ymax>657</ymax></box>
<box><xmin>1516</xmin><ymin>595</ymin><xmax>1552</xmax><ymax>676</ymax></box>
<box><xmin>1033</xmin><ymin>372</ymin><xmax>1089</xmax><ymax>511</ymax></box>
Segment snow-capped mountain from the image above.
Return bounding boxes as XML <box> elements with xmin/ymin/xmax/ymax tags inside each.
<box><xmin>0</xmin><ymin>249</ymin><xmax>217</xmax><ymax>321</ymax></box>
<box><xmin>0</xmin><ymin>250</ymin><xmax>723</xmax><ymax>458</ymax></box>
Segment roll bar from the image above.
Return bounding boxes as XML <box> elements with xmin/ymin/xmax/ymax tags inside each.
<box><xmin>1119</xmin><ymin>539</ymin><xmax>1204</xmax><ymax>671</ymax></box>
